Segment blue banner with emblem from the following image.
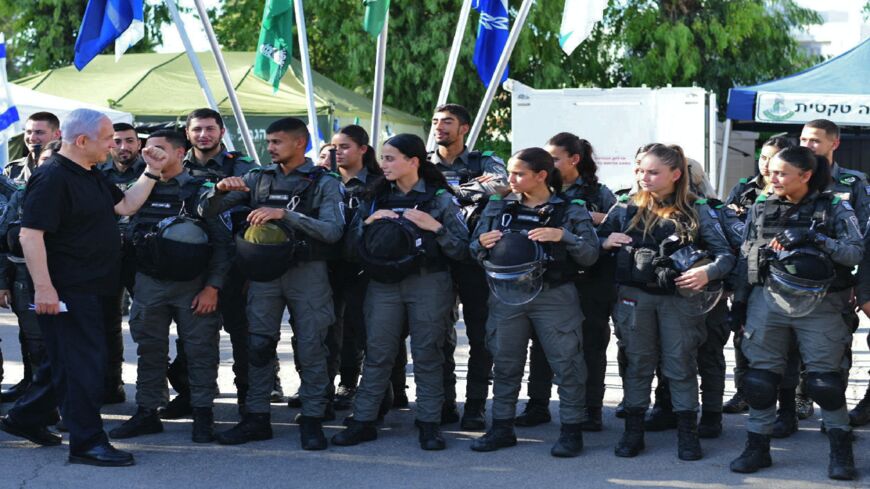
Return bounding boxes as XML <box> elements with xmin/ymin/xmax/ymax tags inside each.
<box><xmin>472</xmin><ymin>0</ymin><xmax>510</xmax><ymax>88</ymax></box>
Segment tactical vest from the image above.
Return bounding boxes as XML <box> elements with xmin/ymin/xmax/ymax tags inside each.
<box><xmin>369</xmin><ymin>184</ymin><xmax>447</xmax><ymax>272</ymax></box>
<box><xmin>186</xmin><ymin>151</ymin><xmax>247</xmax><ymax>183</ymax></box>
<box><xmin>613</xmin><ymin>203</ymin><xmax>691</xmax><ymax>293</ymax></box>
<box><xmin>732</xmin><ymin>177</ymin><xmax>765</xmax><ymax>220</ymax></box>
<box><xmin>491</xmin><ymin>197</ymin><xmax>580</xmax><ymax>285</ymax></box>
<box><xmin>746</xmin><ymin>193</ymin><xmax>852</xmax><ymax>290</ymax></box>
<box><xmin>251</xmin><ymin>166</ymin><xmax>340</xmax><ymax>262</ymax></box>
<box><xmin>131</xmin><ymin>178</ymin><xmax>211</xmax><ymax>279</ymax></box>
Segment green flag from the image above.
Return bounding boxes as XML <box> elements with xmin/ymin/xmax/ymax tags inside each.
<box><xmin>363</xmin><ymin>0</ymin><xmax>390</xmax><ymax>38</ymax></box>
<box><xmin>254</xmin><ymin>0</ymin><xmax>295</xmax><ymax>93</ymax></box>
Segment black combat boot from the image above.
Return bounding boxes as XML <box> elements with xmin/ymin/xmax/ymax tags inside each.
<box><xmin>236</xmin><ymin>383</ymin><xmax>248</xmax><ymax>416</ymax></box>
<box><xmin>470</xmin><ymin>418</ymin><xmax>517</xmax><ymax>452</ymax></box>
<box><xmin>160</xmin><ymin>394</ymin><xmax>193</xmax><ymax>420</ymax></box>
<box><xmin>392</xmin><ymin>385</ymin><xmax>409</xmax><ymax>409</ymax></box>
<box><xmin>551</xmin><ymin>423</ymin><xmax>584</xmax><ymax>458</ymax></box>
<box><xmin>270</xmin><ymin>375</ymin><xmax>285</xmax><ymax>403</ymax></box>
<box><xmin>109</xmin><ymin>407</ymin><xmax>163</xmax><ymax>439</ymax></box>
<box><xmin>298</xmin><ymin>415</ymin><xmax>328</xmax><ymax>451</ymax></box>
<box><xmin>644</xmin><ymin>402</ymin><xmax>677</xmax><ymax>431</ymax></box>
<box><xmin>795</xmin><ymin>392</ymin><xmax>814</xmax><ymax>420</ymax></box>
<box><xmin>722</xmin><ymin>390</ymin><xmax>749</xmax><ymax>414</ymax></box>
<box><xmin>771</xmin><ymin>390</ymin><xmax>798</xmax><ymax>438</ymax></box>
<box><xmin>827</xmin><ymin>428</ymin><xmax>856</xmax><ymax>481</ymax></box>
<box><xmin>215</xmin><ymin>413</ymin><xmax>273</xmax><ymax>445</ymax></box>
<box><xmin>614</xmin><ymin>400</ymin><xmax>626</xmax><ymax>419</ymax></box>
<box><xmin>615</xmin><ymin>408</ymin><xmax>645</xmax><ymax>457</ymax></box>
<box><xmin>103</xmin><ymin>379</ymin><xmax>126</xmax><ymax>405</ymax></box>
<box><xmin>415</xmin><ymin>420</ymin><xmax>446</xmax><ymax>451</ymax></box>
<box><xmin>579</xmin><ymin>406</ymin><xmax>603</xmax><ymax>432</ymax></box>
<box><xmin>730</xmin><ymin>432</ymin><xmax>772</xmax><ymax>473</ymax></box>
<box><xmin>460</xmin><ymin>399</ymin><xmax>486</xmax><ymax>431</ymax></box>
<box><xmin>331</xmin><ymin>419</ymin><xmax>378</xmax><ymax>446</ymax></box>
<box><xmin>848</xmin><ymin>383</ymin><xmax>870</xmax><ymax>426</ymax></box>
<box><xmin>514</xmin><ymin>399</ymin><xmax>551</xmax><ymax>427</ymax></box>
<box><xmin>675</xmin><ymin>411</ymin><xmax>702</xmax><ymax>461</ymax></box>
<box><xmin>191</xmin><ymin>407</ymin><xmax>214</xmax><ymax>443</ymax></box>
<box><xmin>697</xmin><ymin>411</ymin><xmax>722</xmax><ymax>439</ymax></box>
<box><xmin>286</xmin><ymin>390</ymin><xmax>302</xmax><ymax>409</ymax></box>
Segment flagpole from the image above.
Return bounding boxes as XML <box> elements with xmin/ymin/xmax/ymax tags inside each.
<box><xmin>191</xmin><ymin>0</ymin><xmax>260</xmax><ymax>164</ymax></box>
<box><xmin>164</xmin><ymin>0</ymin><xmax>235</xmax><ymax>151</ymax></box>
<box><xmin>426</xmin><ymin>0</ymin><xmax>472</xmax><ymax>152</ymax></box>
<box><xmin>370</xmin><ymin>15</ymin><xmax>389</xmax><ymax>149</ymax></box>
<box><xmin>467</xmin><ymin>0</ymin><xmax>534</xmax><ymax>151</ymax></box>
<box><xmin>292</xmin><ymin>0</ymin><xmax>321</xmax><ymax>155</ymax></box>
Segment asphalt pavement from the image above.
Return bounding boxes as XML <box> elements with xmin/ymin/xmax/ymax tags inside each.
<box><xmin>0</xmin><ymin>308</ymin><xmax>868</xmax><ymax>489</ymax></box>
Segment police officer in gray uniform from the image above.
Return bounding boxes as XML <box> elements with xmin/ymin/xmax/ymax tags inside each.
<box><xmin>427</xmin><ymin>103</ymin><xmax>507</xmax><ymax>427</ymax></box>
<box><xmin>161</xmin><ymin>109</ymin><xmax>259</xmax><ymax>419</ymax></box>
<box><xmin>107</xmin><ymin>130</ymin><xmax>231</xmax><ymax>443</ymax></box>
<box><xmin>470</xmin><ymin>147</ymin><xmax>599</xmax><ymax>457</ymax></box>
<box><xmin>599</xmin><ymin>144</ymin><xmax>735</xmax><ymax>461</ymax></box>
<box><xmin>332</xmin><ymin>134</ymin><xmax>469</xmax><ymax>450</ymax></box>
<box><xmin>729</xmin><ymin>147</ymin><xmax>862</xmax><ymax>481</ymax></box>
<box><xmin>208</xmin><ymin>117</ymin><xmax>344</xmax><ymax>451</ymax></box>
<box><xmin>797</xmin><ymin>119</ymin><xmax>869</xmax><ymax>422</ymax></box>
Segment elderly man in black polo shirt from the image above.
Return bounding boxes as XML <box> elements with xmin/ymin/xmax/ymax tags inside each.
<box><xmin>0</xmin><ymin>108</ymin><xmax>167</xmax><ymax>467</ymax></box>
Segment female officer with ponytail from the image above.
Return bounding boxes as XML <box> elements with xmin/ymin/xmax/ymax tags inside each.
<box><xmin>729</xmin><ymin>147</ymin><xmax>863</xmax><ymax>481</ymax></box>
<box><xmin>598</xmin><ymin>144</ymin><xmax>734</xmax><ymax>461</ymax></box>
<box><xmin>469</xmin><ymin>147</ymin><xmax>599</xmax><ymax>458</ymax></box>
<box><xmin>331</xmin><ymin>134</ymin><xmax>468</xmax><ymax>451</ymax></box>
<box><xmin>509</xmin><ymin>133</ymin><xmax>615</xmax><ymax>431</ymax></box>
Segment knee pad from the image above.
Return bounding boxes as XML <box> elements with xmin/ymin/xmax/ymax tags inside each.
<box><xmin>741</xmin><ymin>369</ymin><xmax>782</xmax><ymax>410</ymax></box>
<box><xmin>249</xmin><ymin>334</ymin><xmax>277</xmax><ymax>368</ymax></box>
<box><xmin>804</xmin><ymin>372</ymin><xmax>846</xmax><ymax>411</ymax></box>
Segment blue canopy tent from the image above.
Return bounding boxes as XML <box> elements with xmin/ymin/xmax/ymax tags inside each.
<box><xmin>719</xmin><ymin>37</ymin><xmax>870</xmax><ymax>191</ymax></box>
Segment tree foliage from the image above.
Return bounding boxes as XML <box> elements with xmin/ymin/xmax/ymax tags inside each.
<box><xmin>0</xmin><ymin>0</ymin><xmax>170</xmax><ymax>80</ymax></box>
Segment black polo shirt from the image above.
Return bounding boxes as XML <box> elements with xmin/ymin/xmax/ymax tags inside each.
<box><xmin>21</xmin><ymin>154</ymin><xmax>125</xmax><ymax>295</ymax></box>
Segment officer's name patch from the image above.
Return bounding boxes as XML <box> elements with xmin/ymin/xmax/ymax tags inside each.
<box><xmin>268</xmin><ymin>194</ymin><xmax>290</xmax><ymax>201</ymax></box>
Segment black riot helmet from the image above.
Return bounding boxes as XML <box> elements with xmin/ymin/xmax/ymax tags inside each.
<box><xmin>154</xmin><ymin>216</ymin><xmax>212</xmax><ymax>281</ymax></box>
<box><xmin>358</xmin><ymin>217</ymin><xmax>424</xmax><ymax>283</ymax></box>
<box><xmin>234</xmin><ymin>221</ymin><xmax>296</xmax><ymax>282</ymax></box>
<box><xmin>763</xmin><ymin>247</ymin><xmax>835</xmax><ymax>317</ymax></box>
<box><xmin>482</xmin><ymin>231</ymin><xmax>547</xmax><ymax>305</ymax></box>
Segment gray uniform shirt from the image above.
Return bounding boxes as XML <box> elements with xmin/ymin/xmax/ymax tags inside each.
<box><xmin>348</xmin><ymin>179</ymin><xmax>470</xmax><ymax>263</ymax></box>
<box><xmin>204</xmin><ymin>159</ymin><xmax>345</xmax><ymax>246</ymax></box>
<box><xmin>735</xmin><ymin>193</ymin><xmax>864</xmax><ymax>303</ymax></box>
<box><xmin>470</xmin><ymin>193</ymin><xmax>600</xmax><ymax>268</ymax></box>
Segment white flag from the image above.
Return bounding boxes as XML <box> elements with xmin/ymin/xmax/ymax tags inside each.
<box><xmin>559</xmin><ymin>0</ymin><xmax>607</xmax><ymax>56</ymax></box>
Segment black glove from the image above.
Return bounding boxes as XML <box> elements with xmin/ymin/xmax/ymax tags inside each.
<box><xmin>728</xmin><ymin>302</ymin><xmax>747</xmax><ymax>332</ymax></box>
<box><xmin>774</xmin><ymin>228</ymin><xmax>823</xmax><ymax>250</ymax></box>
<box><xmin>655</xmin><ymin>267</ymin><xmax>678</xmax><ymax>292</ymax></box>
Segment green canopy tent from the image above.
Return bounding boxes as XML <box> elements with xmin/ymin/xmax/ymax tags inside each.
<box><xmin>14</xmin><ymin>51</ymin><xmax>424</xmax><ymax>161</ymax></box>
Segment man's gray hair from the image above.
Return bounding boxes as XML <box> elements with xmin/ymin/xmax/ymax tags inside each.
<box><xmin>61</xmin><ymin>108</ymin><xmax>109</xmax><ymax>144</ymax></box>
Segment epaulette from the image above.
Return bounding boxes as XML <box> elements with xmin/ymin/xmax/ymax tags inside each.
<box><xmin>618</xmin><ymin>194</ymin><xmax>630</xmax><ymax>203</ymax></box>
<box><xmin>839</xmin><ymin>173</ymin><xmax>860</xmax><ymax>185</ymax></box>
<box><xmin>248</xmin><ymin>167</ymin><xmax>262</xmax><ymax>173</ymax></box>
<box><xmin>16</xmin><ymin>185</ymin><xmax>25</xmax><ymax>191</ymax></box>
<box><xmin>489</xmin><ymin>194</ymin><xmax>502</xmax><ymax>201</ymax></box>
<box><xmin>571</xmin><ymin>198</ymin><xmax>586</xmax><ymax>206</ymax></box>
<box><xmin>482</xmin><ymin>151</ymin><xmax>494</xmax><ymax>157</ymax></box>
<box><xmin>755</xmin><ymin>194</ymin><xmax>768</xmax><ymax>203</ymax></box>
<box><xmin>436</xmin><ymin>188</ymin><xmax>447</xmax><ymax>196</ymax></box>
<box><xmin>739</xmin><ymin>177</ymin><xmax>749</xmax><ymax>184</ymax></box>
<box><xmin>201</xmin><ymin>181</ymin><xmax>215</xmax><ymax>188</ymax></box>
<box><xmin>694</xmin><ymin>198</ymin><xmax>708</xmax><ymax>205</ymax></box>
<box><xmin>832</xmin><ymin>195</ymin><xmax>842</xmax><ymax>205</ymax></box>
<box><xmin>327</xmin><ymin>171</ymin><xmax>341</xmax><ymax>180</ymax></box>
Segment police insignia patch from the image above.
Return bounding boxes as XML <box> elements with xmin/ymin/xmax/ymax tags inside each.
<box><xmin>842</xmin><ymin>200</ymin><xmax>853</xmax><ymax>211</ymax></box>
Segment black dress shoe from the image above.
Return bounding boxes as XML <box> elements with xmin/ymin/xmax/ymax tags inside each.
<box><xmin>69</xmin><ymin>442</ymin><xmax>135</xmax><ymax>467</ymax></box>
<box><xmin>0</xmin><ymin>415</ymin><xmax>62</xmax><ymax>446</ymax></box>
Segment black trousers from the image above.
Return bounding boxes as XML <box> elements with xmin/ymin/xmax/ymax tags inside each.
<box><xmin>100</xmin><ymin>246</ymin><xmax>135</xmax><ymax>387</ymax></box>
<box><xmin>10</xmin><ymin>292</ymin><xmax>109</xmax><ymax>453</ymax></box>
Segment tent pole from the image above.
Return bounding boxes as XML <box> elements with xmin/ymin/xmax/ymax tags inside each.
<box><xmin>718</xmin><ymin>118</ymin><xmax>732</xmax><ymax>197</ymax></box>
<box><xmin>467</xmin><ymin>0</ymin><xmax>534</xmax><ymax>152</ymax></box>
<box><xmin>192</xmin><ymin>0</ymin><xmax>259</xmax><ymax>164</ymax></box>
<box><xmin>293</xmin><ymin>0</ymin><xmax>321</xmax><ymax>155</ymax></box>
<box><xmin>164</xmin><ymin>0</ymin><xmax>235</xmax><ymax>151</ymax></box>
<box><xmin>426</xmin><ymin>0</ymin><xmax>472</xmax><ymax>152</ymax></box>
<box><xmin>370</xmin><ymin>15</ymin><xmax>389</xmax><ymax>149</ymax></box>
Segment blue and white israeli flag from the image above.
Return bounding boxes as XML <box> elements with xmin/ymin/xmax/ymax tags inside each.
<box><xmin>0</xmin><ymin>34</ymin><xmax>20</xmax><ymax>146</ymax></box>
<box><xmin>472</xmin><ymin>0</ymin><xmax>510</xmax><ymax>88</ymax></box>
